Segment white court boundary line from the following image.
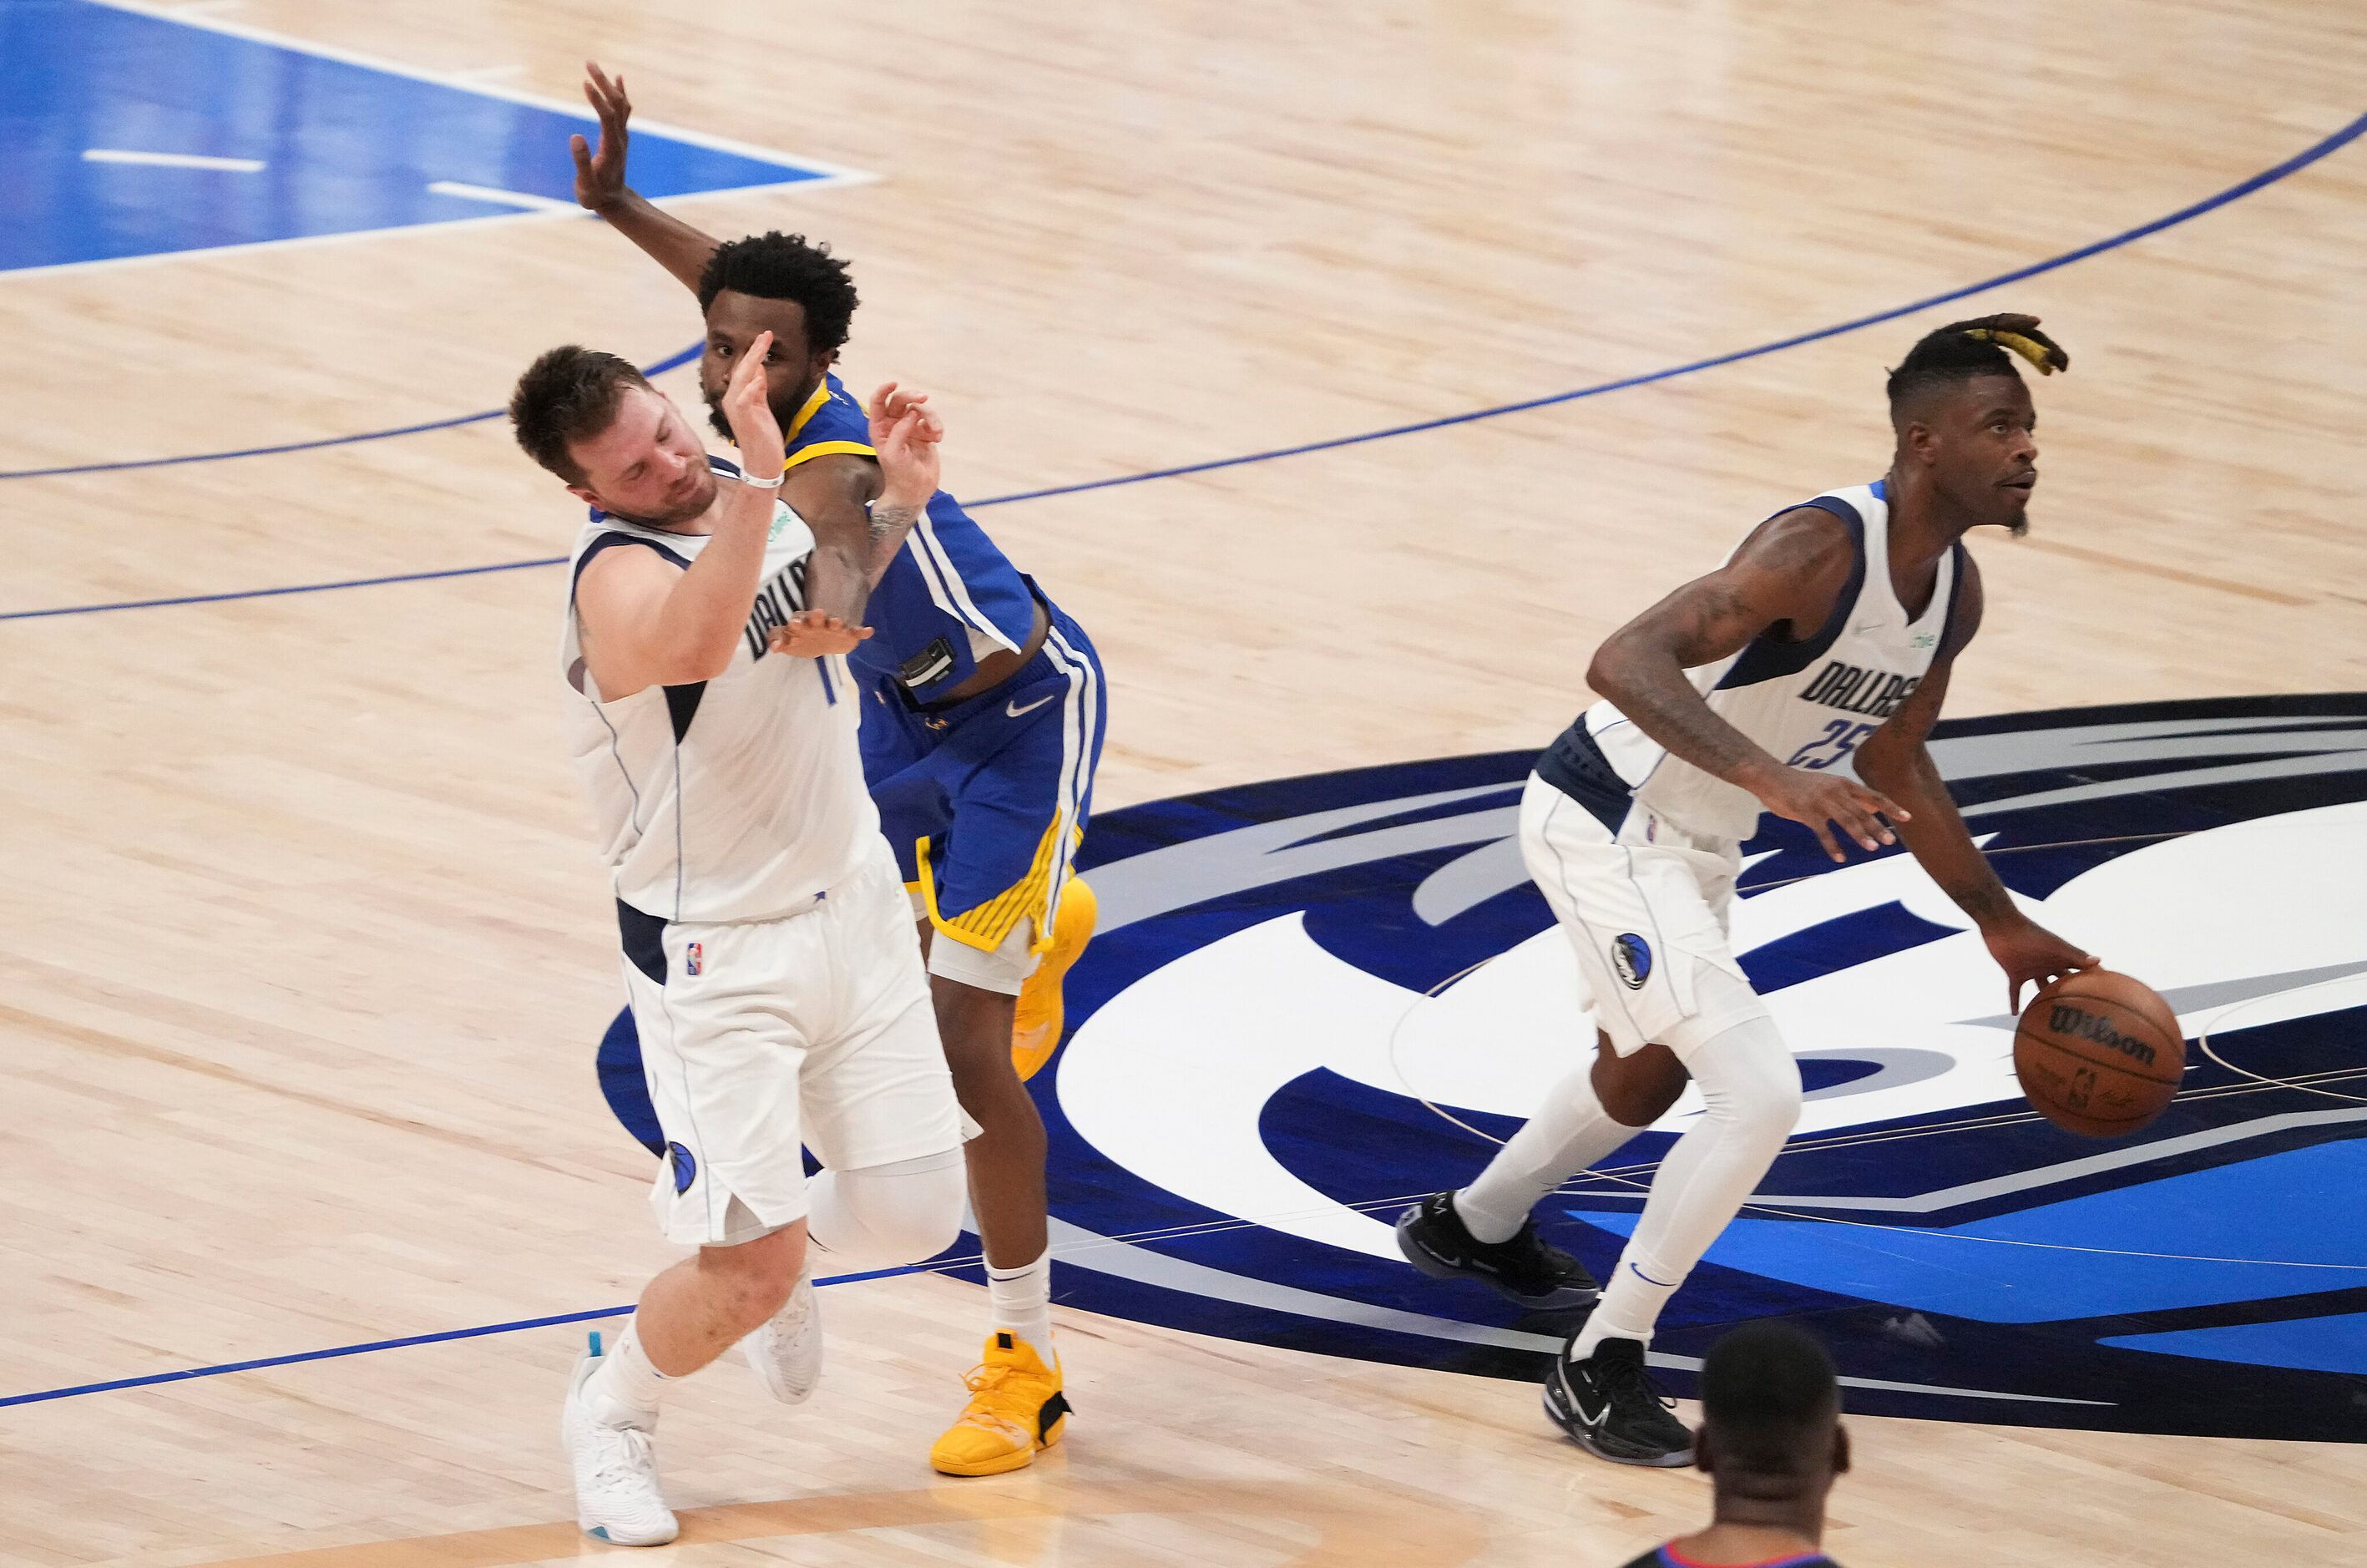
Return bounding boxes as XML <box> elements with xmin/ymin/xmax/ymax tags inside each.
<box><xmin>83</xmin><ymin>147</ymin><xmax>265</xmax><ymax>171</ymax></box>
<box><xmin>5</xmin><ymin>0</ymin><xmax>874</xmax><ymax>282</ymax></box>
<box><xmin>425</xmin><ymin>180</ymin><xmax>577</xmax><ymax>213</ymax></box>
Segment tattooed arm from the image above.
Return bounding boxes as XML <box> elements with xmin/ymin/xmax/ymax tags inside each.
<box><xmin>1855</xmin><ymin>555</ymin><xmax>2098</xmax><ymax>1007</ymax></box>
<box><xmin>1587</xmin><ymin>507</ymin><xmax>1910</xmax><ymax>862</ymax></box>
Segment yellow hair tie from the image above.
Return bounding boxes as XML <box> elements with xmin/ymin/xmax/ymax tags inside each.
<box><xmin>1964</xmin><ymin>327</ymin><xmax>2063</xmax><ymax>375</ymax></box>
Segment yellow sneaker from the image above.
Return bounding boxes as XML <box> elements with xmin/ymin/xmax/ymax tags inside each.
<box><xmin>928</xmin><ymin>1332</ymin><xmax>1071</xmax><ymax>1477</ymax></box>
<box><xmin>1012</xmin><ymin>876</ymin><xmax>1095</xmax><ymax>1081</ymax></box>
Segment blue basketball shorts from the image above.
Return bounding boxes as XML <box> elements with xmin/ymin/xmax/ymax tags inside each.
<box><xmin>862</xmin><ymin>597</ymin><xmax>1105</xmax><ymax>994</ymax></box>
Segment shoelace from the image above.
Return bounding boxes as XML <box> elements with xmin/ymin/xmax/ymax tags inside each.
<box><xmin>1597</xmin><ymin>1354</ymin><xmax>1679</xmax><ymax>1414</ymax></box>
<box><xmin>589</xmin><ymin>1424</ymin><xmax>661</xmax><ymax>1494</ymax></box>
<box><xmin>951</xmin><ymin>1363</ymin><xmax>1034</xmax><ymax>1431</ymax></box>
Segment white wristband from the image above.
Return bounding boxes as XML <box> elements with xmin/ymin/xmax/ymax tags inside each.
<box><xmin>739</xmin><ymin>468</ymin><xmax>786</xmax><ymax>490</ymax></box>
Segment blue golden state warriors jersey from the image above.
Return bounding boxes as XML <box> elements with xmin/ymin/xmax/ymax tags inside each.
<box><xmin>785</xmin><ymin>372</ymin><xmax>1040</xmax><ymax>703</ymax></box>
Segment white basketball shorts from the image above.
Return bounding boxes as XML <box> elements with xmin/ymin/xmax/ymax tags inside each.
<box><xmin>621</xmin><ymin>842</ymin><xmax>965</xmax><ymax>1246</ymax></box>
<box><xmin>1518</xmin><ymin>771</ymin><xmax>1770</xmax><ymax>1058</ymax></box>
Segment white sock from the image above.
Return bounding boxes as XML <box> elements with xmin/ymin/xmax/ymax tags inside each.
<box><xmin>1454</xmin><ymin>1063</ymin><xmax>1641</xmax><ymax>1244</ymax></box>
<box><xmin>584</xmin><ymin>1318</ymin><xmax>670</xmax><ymax>1429</ymax></box>
<box><xmin>1571</xmin><ymin>1008</ymin><xmax>1802</xmax><ymax>1361</ymax></box>
<box><xmin>986</xmin><ymin>1247</ymin><xmax>1055</xmax><ymax>1367</ymax></box>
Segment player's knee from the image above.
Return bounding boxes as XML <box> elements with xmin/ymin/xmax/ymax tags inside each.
<box><xmin>1691</xmin><ymin>1018</ymin><xmax>1803</xmax><ymax>1147</ymax></box>
<box><xmin>704</xmin><ymin>1225</ymin><xmax>807</xmax><ymax>1329</ymax></box>
<box><xmin>808</xmin><ymin>1148</ymin><xmax>966</xmax><ymax>1270</ymax></box>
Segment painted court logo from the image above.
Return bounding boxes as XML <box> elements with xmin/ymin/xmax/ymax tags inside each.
<box><xmin>1030</xmin><ymin>695</ymin><xmax>2367</xmax><ymax>1444</ymax></box>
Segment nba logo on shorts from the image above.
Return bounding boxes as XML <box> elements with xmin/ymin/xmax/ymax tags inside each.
<box><xmin>685</xmin><ymin>941</ymin><xmax>704</xmax><ymax>977</ymax></box>
<box><xmin>1611</xmin><ymin>932</ymin><xmax>1652</xmax><ymax>989</ymax></box>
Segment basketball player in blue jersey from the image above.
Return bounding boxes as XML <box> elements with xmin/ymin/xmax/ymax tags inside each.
<box><xmin>568</xmin><ymin>64</ymin><xmax>1099</xmax><ymax>1475</ymax></box>
<box><xmin>1398</xmin><ymin>316</ymin><xmax>2101</xmax><ymax>1466</ymax></box>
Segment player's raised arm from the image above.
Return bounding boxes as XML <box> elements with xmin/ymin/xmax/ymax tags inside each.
<box><xmin>577</xmin><ymin>335</ymin><xmax>787</xmax><ymax>691</ymax></box>
<box><xmin>570</xmin><ymin>62</ymin><xmax>723</xmax><ymax>295</ymax></box>
<box><xmin>1852</xmin><ymin>556</ymin><xmax>2097</xmax><ymax>1008</ymax></box>
<box><xmin>862</xmin><ymin>382</ymin><xmax>941</xmax><ymax>565</ymax></box>
<box><xmin>1587</xmin><ymin>508</ymin><xmax>1910</xmax><ymax>862</ymax></box>
<box><xmin>772</xmin><ymin>380</ymin><xmax>943</xmax><ymax>652</ymax></box>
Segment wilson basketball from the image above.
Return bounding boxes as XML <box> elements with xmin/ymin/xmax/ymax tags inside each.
<box><xmin>2014</xmin><ymin>970</ymin><xmax>2184</xmax><ymax>1138</ymax></box>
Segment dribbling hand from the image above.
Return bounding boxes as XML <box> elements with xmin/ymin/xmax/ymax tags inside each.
<box><xmin>1987</xmin><ymin>919</ymin><xmax>2100</xmax><ymax>1013</ymax></box>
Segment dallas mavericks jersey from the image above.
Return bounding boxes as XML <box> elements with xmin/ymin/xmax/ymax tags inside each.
<box><xmin>1545</xmin><ymin>480</ymin><xmax>1963</xmax><ymax>842</ymax></box>
<box><xmin>782</xmin><ymin>373</ymin><xmax>1039</xmax><ymax>701</ymax></box>
<box><xmin>559</xmin><ymin>459</ymin><xmax>878</xmax><ymax>923</ymax></box>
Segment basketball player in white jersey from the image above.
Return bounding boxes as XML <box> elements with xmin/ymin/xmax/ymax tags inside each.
<box><xmin>510</xmin><ymin>335</ymin><xmax>967</xmax><ymax>1545</ymax></box>
<box><xmin>1397</xmin><ymin>316</ymin><xmax>2101</xmax><ymax>1466</ymax></box>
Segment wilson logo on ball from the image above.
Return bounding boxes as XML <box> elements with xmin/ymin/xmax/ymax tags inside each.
<box><xmin>2046</xmin><ymin>1003</ymin><xmax>2159</xmax><ymax>1065</ymax></box>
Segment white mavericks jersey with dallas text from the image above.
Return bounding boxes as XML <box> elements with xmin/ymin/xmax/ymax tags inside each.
<box><xmin>559</xmin><ymin>468</ymin><xmax>877</xmax><ymax>923</ymax></box>
<box><xmin>1565</xmin><ymin>479</ymin><xmax>1965</xmax><ymax>842</ymax></box>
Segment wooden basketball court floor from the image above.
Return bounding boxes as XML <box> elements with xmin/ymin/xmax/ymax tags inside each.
<box><xmin>3</xmin><ymin>0</ymin><xmax>2364</xmax><ymax>1562</ymax></box>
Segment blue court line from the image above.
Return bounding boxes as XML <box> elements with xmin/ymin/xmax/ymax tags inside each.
<box><xmin>1</xmin><ymin>110</ymin><xmax>2359</xmax><ymax>622</ymax></box>
<box><xmin>0</xmin><ymin>1262</ymin><xmax>934</xmax><ymax>1410</ymax></box>
<box><xmin>0</xmin><ymin>342</ymin><xmax>703</xmax><ymax>483</ymax></box>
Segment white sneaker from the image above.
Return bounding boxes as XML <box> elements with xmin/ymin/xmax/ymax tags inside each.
<box><xmin>743</xmin><ymin>1267</ymin><xmax>823</xmax><ymax>1404</ymax></box>
<box><xmin>561</xmin><ymin>1339</ymin><xmax>679</xmax><ymax>1547</ymax></box>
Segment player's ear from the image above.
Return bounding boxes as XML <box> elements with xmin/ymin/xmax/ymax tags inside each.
<box><xmin>564</xmin><ymin>483</ymin><xmax>603</xmax><ymax>509</ymax></box>
<box><xmin>1903</xmin><ymin>416</ymin><xmax>1940</xmax><ymax>464</ymax></box>
<box><xmin>1692</xmin><ymin>1425</ymin><xmax>1716</xmax><ymax>1474</ymax></box>
<box><xmin>1831</xmin><ymin>1422</ymin><xmax>1851</xmax><ymax>1476</ymax></box>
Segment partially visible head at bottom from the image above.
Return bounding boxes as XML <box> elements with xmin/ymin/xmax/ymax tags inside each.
<box><xmin>1696</xmin><ymin>1321</ymin><xmax>1850</xmax><ymax>1513</ymax></box>
<box><xmin>509</xmin><ymin>346</ymin><xmax>716</xmax><ymax>527</ymax></box>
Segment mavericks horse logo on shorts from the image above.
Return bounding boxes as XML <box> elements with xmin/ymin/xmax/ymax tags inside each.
<box><xmin>1611</xmin><ymin>933</ymin><xmax>1652</xmax><ymax>989</ymax></box>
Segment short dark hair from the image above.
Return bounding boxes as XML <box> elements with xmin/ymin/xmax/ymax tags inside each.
<box><xmin>1885</xmin><ymin>324</ymin><xmax>2020</xmax><ymax>412</ymax></box>
<box><xmin>508</xmin><ymin>346</ymin><xmax>650</xmax><ymax>483</ymax></box>
<box><xmin>1700</xmin><ymin>1322</ymin><xmax>1839</xmax><ymax>1482</ymax></box>
<box><xmin>697</xmin><ymin>232</ymin><xmax>860</xmax><ymax>353</ymax></box>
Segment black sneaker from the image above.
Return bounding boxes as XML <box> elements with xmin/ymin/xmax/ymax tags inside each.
<box><xmin>1544</xmin><ymin>1336</ymin><xmax>1694</xmax><ymax>1467</ymax></box>
<box><xmin>1394</xmin><ymin>1191</ymin><xmax>1600</xmax><ymax>1308</ymax></box>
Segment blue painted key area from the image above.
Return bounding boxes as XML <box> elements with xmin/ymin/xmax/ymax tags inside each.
<box><xmin>1</xmin><ymin>0</ymin><xmax>844</xmax><ymax>271</ymax></box>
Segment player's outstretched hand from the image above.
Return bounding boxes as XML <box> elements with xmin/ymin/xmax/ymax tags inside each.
<box><xmin>1755</xmin><ymin>769</ymin><xmax>1909</xmax><ymax>862</ymax></box>
<box><xmin>867</xmin><ymin>382</ymin><xmax>943</xmax><ymax>508</ymax></box>
<box><xmin>570</xmin><ymin>62</ymin><xmax>635</xmax><ymax>212</ymax></box>
<box><xmin>1986</xmin><ymin>919</ymin><xmax>2100</xmax><ymax>1013</ymax></box>
<box><xmin>722</xmin><ymin>330</ymin><xmax>787</xmax><ymax>478</ymax></box>
<box><xmin>767</xmin><ymin>610</ymin><xmax>872</xmax><ymax>659</ymax></box>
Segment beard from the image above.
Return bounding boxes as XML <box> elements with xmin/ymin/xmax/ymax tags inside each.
<box><xmin>703</xmin><ymin>379</ymin><xmax>817</xmax><ymax>445</ymax></box>
<box><xmin>601</xmin><ymin>472</ymin><xmax>716</xmax><ymax>529</ymax></box>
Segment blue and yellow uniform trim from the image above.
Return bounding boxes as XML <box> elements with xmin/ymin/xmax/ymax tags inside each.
<box><xmin>782</xmin><ymin>376</ymin><xmax>877</xmax><ymax>470</ymax></box>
